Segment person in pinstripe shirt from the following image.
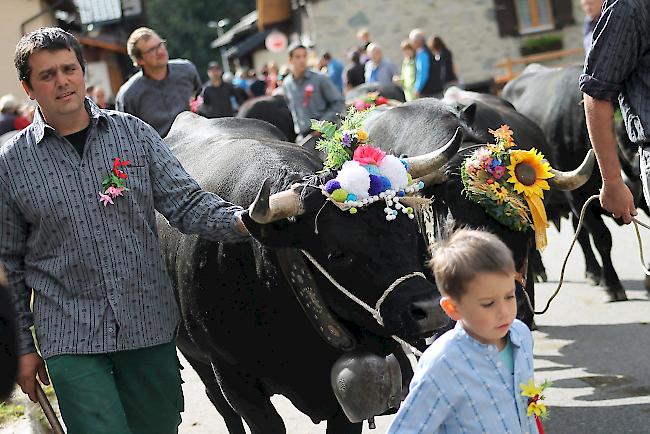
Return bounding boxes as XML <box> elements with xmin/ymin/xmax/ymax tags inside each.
<box><xmin>387</xmin><ymin>229</ymin><xmax>539</xmax><ymax>434</ymax></box>
<box><xmin>580</xmin><ymin>0</ymin><xmax>650</xmax><ymax>225</ymax></box>
<box><xmin>1</xmin><ymin>28</ymin><xmax>249</xmax><ymax>433</ymax></box>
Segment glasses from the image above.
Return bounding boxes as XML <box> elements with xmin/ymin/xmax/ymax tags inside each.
<box><xmin>142</xmin><ymin>40</ymin><xmax>167</xmax><ymax>56</ymax></box>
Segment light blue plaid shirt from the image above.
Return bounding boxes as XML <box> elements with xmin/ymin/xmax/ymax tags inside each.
<box><xmin>388</xmin><ymin>319</ymin><xmax>539</xmax><ymax>434</ymax></box>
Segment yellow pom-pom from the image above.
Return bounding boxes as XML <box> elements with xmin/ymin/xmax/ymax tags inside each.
<box><xmin>407</xmin><ymin>173</ymin><xmax>413</xmax><ymax>184</ymax></box>
<box><xmin>349</xmin><ymin>207</ymin><xmax>358</xmax><ymax>214</ymax></box>
<box><xmin>331</xmin><ymin>188</ymin><xmax>348</xmax><ymax>202</ymax></box>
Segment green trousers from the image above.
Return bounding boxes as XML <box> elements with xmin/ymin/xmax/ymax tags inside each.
<box><xmin>46</xmin><ymin>341</ymin><xmax>184</xmax><ymax>434</ymax></box>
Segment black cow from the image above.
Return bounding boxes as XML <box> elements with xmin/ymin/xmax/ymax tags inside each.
<box><xmin>0</xmin><ymin>275</ymin><xmax>17</xmax><ymax>400</ymax></box>
<box><xmin>503</xmin><ymin>64</ymin><xmax>632</xmax><ymax>301</ymax></box>
<box><xmin>365</xmin><ymin>97</ymin><xmax>594</xmax><ymax>325</ymax></box>
<box><xmin>159</xmin><ymin>113</ymin><xmax>459</xmax><ymax>433</ymax></box>
<box><xmin>237</xmin><ymin>95</ymin><xmax>297</xmax><ymax>143</ymax></box>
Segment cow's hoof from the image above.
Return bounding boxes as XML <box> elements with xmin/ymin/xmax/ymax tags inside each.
<box><xmin>534</xmin><ymin>271</ymin><xmax>547</xmax><ymax>283</ymax></box>
<box><xmin>603</xmin><ymin>289</ymin><xmax>628</xmax><ymax>302</ymax></box>
<box><xmin>586</xmin><ymin>271</ymin><xmax>601</xmax><ymax>286</ymax></box>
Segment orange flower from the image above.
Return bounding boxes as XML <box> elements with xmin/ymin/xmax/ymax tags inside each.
<box><xmin>489</xmin><ymin>125</ymin><xmax>515</xmax><ymax>149</ymax></box>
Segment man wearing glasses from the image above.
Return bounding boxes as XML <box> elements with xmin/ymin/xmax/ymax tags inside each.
<box><xmin>116</xmin><ymin>27</ymin><xmax>202</xmax><ymax>137</ymax></box>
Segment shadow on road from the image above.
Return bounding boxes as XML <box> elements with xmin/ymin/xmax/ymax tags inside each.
<box><xmin>535</xmin><ymin>321</ymin><xmax>650</xmax><ymax>434</ymax></box>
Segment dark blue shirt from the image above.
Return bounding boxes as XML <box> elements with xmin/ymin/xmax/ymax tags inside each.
<box><xmin>579</xmin><ymin>0</ymin><xmax>650</xmax><ymax>144</ymax></box>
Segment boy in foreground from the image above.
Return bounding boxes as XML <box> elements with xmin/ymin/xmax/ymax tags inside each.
<box><xmin>388</xmin><ymin>229</ymin><xmax>539</xmax><ymax>433</ymax></box>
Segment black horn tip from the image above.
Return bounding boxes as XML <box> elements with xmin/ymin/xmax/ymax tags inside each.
<box><xmin>250</xmin><ymin>177</ymin><xmax>272</xmax><ymax>223</ymax></box>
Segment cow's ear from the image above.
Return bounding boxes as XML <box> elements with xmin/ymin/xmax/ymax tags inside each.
<box><xmin>458</xmin><ymin>102</ymin><xmax>477</xmax><ymax>125</ymax></box>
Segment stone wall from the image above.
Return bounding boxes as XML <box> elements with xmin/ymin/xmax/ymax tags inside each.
<box><xmin>303</xmin><ymin>0</ymin><xmax>586</xmax><ymax>86</ymax></box>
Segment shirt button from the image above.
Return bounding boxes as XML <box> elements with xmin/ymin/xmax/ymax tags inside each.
<box><xmin>108</xmin><ymin>327</ymin><xmax>114</xmax><ymax>332</ymax></box>
<box><xmin>95</xmin><ymin>230</ymin><xmax>101</xmax><ymax>235</ymax></box>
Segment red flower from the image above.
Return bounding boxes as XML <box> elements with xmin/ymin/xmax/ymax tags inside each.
<box><xmin>353</xmin><ymin>145</ymin><xmax>386</xmax><ymax>165</ymax></box>
<box><xmin>112</xmin><ymin>157</ymin><xmax>131</xmax><ymax>179</ymax></box>
<box><xmin>376</xmin><ymin>96</ymin><xmax>388</xmax><ymax>105</ymax></box>
<box><xmin>303</xmin><ymin>84</ymin><xmax>315</xmax><ymax>107</ymax></box>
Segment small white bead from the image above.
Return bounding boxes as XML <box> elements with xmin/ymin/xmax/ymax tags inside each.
<box><xmin>408</xmin><ymin>214</ymin><xmax>415</xmax><ymax>219</ymax></box>
<box><xmin>379</xmin><ymin>192</ymin><xmax>385</xmax><ymax>198</ymax></box>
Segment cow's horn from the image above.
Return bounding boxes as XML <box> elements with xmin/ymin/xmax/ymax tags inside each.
<box><xmin>249</xmin><ymin>178</ymin><xmax>304</xmax><ymax>224</ymax></box>
<box><xmin>548</xmin><ymin>149</ymin><xmax>595</xmax><ymax>191</ymax></box>
<box><xmin>403</xmin><ymin>127</ymin><xmax>462</xmax><ymax>179</ymax></box>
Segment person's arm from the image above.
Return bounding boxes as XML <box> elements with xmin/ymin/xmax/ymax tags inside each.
<box><xmin>386</xmin><ymin>371</ymin><xmax>450</xmax><ymax>433</ymax></box>
<box><xmin>190</xmin><ymin>62</ymin><xmax>203</xmax><ymax>97</ymax></box>
<box><xmin>579</xmin><ymin>0</ymin><xmax>641</xmax><ymax>224</ymax></box>
<box><xmin>135</xmin><ymin>120</ymin><xmax>249</xmax><ymax>242</ymax></box>
<box><xmin>0</xmin><ymin>175</ymin><xmax>49</xmax><ymax>402</ymax></box>
<box><xmin>584</xmin><ymin>95</ymin><xmax>637</xmax><ymax>222</ymax></box>
<box><xmin>414</xmin><ymin>51</ymin><xmax>429</xmax><ymax>97</ymax></box>
<box><xmin>317</xmin><ymin>76</ymin><xmax>345</xmax><ymax>123</ymax></box>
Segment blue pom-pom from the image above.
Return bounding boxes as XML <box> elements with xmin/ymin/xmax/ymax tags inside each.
<box><xmin>418</xmin><ymin>181</ymin><xmax>425</xmax><ymax>189</ymax></box>
<box><xmin>368</xmin><ymin>174</ymin><xmax>384</xmax><ymax>196</ymax></box>
<box><xmin>346</xmin><ymin>193</ymin><xmax>358</xmax><ymax>201</ymax></box>
<box><xmin>365</xmin><ymin>164</ymin><xmax>381</xmax><ymax>175</ymax></box>
<box><xmin>400</xmin><ymin>159</ymin><xmax>409</xmax><ymax>170</ymax></box>
<box><xmin>325</xmin><ymin>179</ymin><xmax>341</xmax><ymax>194</ymax></box>
<box><xmin>398</xmin><ymin>190</ymin><xmax>405</xmax><ymax>197</ymax></box>
<box><xmin>380</xmin><ymin>176</ymin><xmax>392</xmax><ymax>192</ymax></box>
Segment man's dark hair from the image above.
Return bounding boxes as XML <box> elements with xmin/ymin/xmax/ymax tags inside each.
<box><xmin>288</xmin><ymin>42</ymin><xmax>306</xmax><ymax>58</ymax></box>
<box><xmin>322</xmin><ymin>52</ymin><xmax>332</xmax><ymax>60</ymax></box>
<box><xmin>14</xmin><ymin>27</ymin><xmax>86</xmax><ymax>89</ymax></box>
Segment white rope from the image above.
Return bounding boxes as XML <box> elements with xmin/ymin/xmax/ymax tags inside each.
<box><xmin>300</xmin><ymin>249</ymin><xmax>426</xmax><ymax>357</ymax></box>
<box><xmin>527</xmin><ymin>194</ymin><xmax>650</xmax><ymax>315</ymax></box>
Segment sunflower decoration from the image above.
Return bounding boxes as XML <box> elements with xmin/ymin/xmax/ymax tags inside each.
<box><xmin>460</xmin><ymin>125</ymin><xmax>554</xmax><ymax>250</ymax></box>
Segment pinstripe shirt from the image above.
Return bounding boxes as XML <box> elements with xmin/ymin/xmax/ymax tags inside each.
<box><xmin>0</xmin><ymin>98</ymin><xmax>247</xmax><ymax>359</ymax></box>
<box><xmin>579</xmin><ymin>0</ymin><xmax>650</xmax><ymax>144</ymax></box>
<box><xmin>387</xmin><ymin>320</ymin><xmax>539</xmax><ymax>434</ymax></box>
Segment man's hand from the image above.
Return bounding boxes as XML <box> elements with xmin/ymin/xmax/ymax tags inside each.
<box><xmin>17</xmin><ymin>352</ymin><xmax>49</xmax><ymax>402</ymax></box>
<box><xmin>600</xmin><ymin>178</ymin><xmax>637</xmax><ymax>224</ymax></box>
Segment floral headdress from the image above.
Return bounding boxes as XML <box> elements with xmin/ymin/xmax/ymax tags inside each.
<box><xmin>460</xmin><ymin>125</ymin><xmax>553</xmax><ymax>250</ymax></box>
<box><xmin>312</xmin><ymin>107</ymin><xmax>425</xmax><ymax>221</ymax></box>
<box><xmin>352</xmin><ymin>91</ymin><xmax>389</xmax><ymax>111</ymax></box>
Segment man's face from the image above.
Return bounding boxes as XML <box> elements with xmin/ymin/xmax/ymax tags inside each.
<box><xmin>21</xmin><ymin>48</ymin><xmax>86</xmax><ymax>121</ymax></box>
<box><xmin>368</xmin><ymin>48</ymin><xmax>382</xmax><ymax>64</ymax></box>
<box><xmin>289</xmin><ymin>48</ymin><xmax>308</xmax><ymax>75</ymax></box>
<box><xmin>441</xmin><ymin>272</ymin><xmax>517</xmax><ymax>347</ymax></box>
<box><xmin>581</xmin><ymin>0</ymin><xmax>603</xmax><ymax>19</ymax></box>
<box><xmin>136</xmin><ymin>34</ymin><xmax>169</xmax><ymax>69</ymax></box>
<box><xmin>207</xmin><ymin>66</ymin><xmax>222</xmax><ymax>81</ymax></box>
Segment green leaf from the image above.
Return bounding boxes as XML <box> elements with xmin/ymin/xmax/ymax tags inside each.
<box><xmin>311</xmin><ymin>119</ymin><xmax>337</xmax><ymax>140</ymax></box>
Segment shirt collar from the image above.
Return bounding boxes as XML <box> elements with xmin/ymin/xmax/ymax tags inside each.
<box><xmin>454</xmin><ymin>320</ymin><xmax>523</xmax><ymax>351</ymax></box>
<box><xmin>31</xmin><ymin>97</ymin><xmax>108</xmax><ymax>145</ymax></box>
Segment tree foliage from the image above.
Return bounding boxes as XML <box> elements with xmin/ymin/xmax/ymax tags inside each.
<box><xmin>145</xmin><ymin>0</ymin><xmax>255</xmax><ymax>81</ymax></box>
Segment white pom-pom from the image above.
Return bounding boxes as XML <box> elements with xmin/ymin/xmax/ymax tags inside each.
<box><xmin>337</xmin><ymin>161</ymin><xmax>370</xmax><ymax>199</ymax></box>
<box><xmin>379</xmin><ymin>155</ymin><xmax>409</xmax><ymax>191</ymax></box>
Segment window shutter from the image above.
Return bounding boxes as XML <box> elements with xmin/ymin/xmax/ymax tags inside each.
<box><xmin>551</xmin><ymin>0</ymin><xmax>575</xmax><ymax>29</ymax></box>
<box><xmin>494</xmin><ymin>0</ymin><xmax>519</xmax><ymax>37</ymax></box>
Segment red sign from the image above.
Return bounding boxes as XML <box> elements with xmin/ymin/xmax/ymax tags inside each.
<box><xmin>265</xmin><ymin>31</ymin><xmax>288</xmax><ymax>53</ymax></box>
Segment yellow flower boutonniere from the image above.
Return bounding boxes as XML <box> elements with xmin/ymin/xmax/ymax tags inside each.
<box><xmin>520</xmin><ymin>378</ymin><xmax>551</xmax><ymax>433</ymax></box>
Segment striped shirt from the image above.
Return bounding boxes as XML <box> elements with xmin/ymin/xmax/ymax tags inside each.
<box><xmin>387</xmin><ymin>320</ymin><xmax>539</xmax><ymax>434</ymax></box>
<box><xmin>579</xmin><ymin>0</ymin><xmax>650</xmax><ymax>144</ymax></box>
<box><xmin>0</xmin><ymin>98</ymin><xmax>247</xmax><ymax>359</ymax></box>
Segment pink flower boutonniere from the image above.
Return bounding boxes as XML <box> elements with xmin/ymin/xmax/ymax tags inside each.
<box><xmin>303</xmin><ymin>83</ymin><xmax>315</xmax><ymax>107</ymax></box>
<box><xmin>100</xmin><ymin>157</ymin><xmax>131</xmax><ymax>207</ymax></box>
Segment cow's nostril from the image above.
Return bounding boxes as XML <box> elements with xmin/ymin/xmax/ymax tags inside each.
<box><xmin>410</xmin><ymin>306</ymin><xmax>427</xmax><ymax>321</ymax></box>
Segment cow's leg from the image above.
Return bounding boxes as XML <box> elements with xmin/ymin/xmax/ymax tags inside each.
<box><xmin>571</xmin><ymin>213</ymin><xmax>602</xmax><ymax>285</ymax></box>
<box><xmin>582</xmin><ymin>211</ymin><xmax>627</xmax><ymax>301</ymax></box>
<box><xmin>326</xmin><ymin>409</ymin><xmax>363</xmax><ymax>434</ymax></box>
<box><xmin>178</xmin><ymin>351</ymin><xmax>246</xmax><ymax>434</ymax></box>
<box><xmin>213</xmin><ymin>360</ymin><xmax>286</xmax><ymax>434</ymax></box>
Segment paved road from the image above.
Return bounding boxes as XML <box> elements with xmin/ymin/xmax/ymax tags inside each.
<box><xmin>178</xmin><ymin>216</ymin><xmax>650</xmax><ymax>433</ymax></box>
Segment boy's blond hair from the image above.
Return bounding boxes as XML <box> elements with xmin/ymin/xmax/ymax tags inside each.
<box><xmin>127</xmin><ymin>27</ymin><xmax>158</xmax><ymax>66</ymax></box>
<box><xmin>429</xmin><ymin>229</ymin><xmax>515</xmax><ymax>300</ymax></box>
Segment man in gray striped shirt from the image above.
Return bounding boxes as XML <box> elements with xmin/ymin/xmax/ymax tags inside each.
<box><xmin>2</xmin><ymin>27</ymin><xmax>249</xmax><ymax>433</ymax></box>
<box><xmin>580</xmin><ymin>0</ymin><xmax>650</xmax><ymax>224</ymax></box>
<box><xmin>115</xmin><ymin>27</ymin><xmax>202</xmax><ymax>137</ymax></box>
